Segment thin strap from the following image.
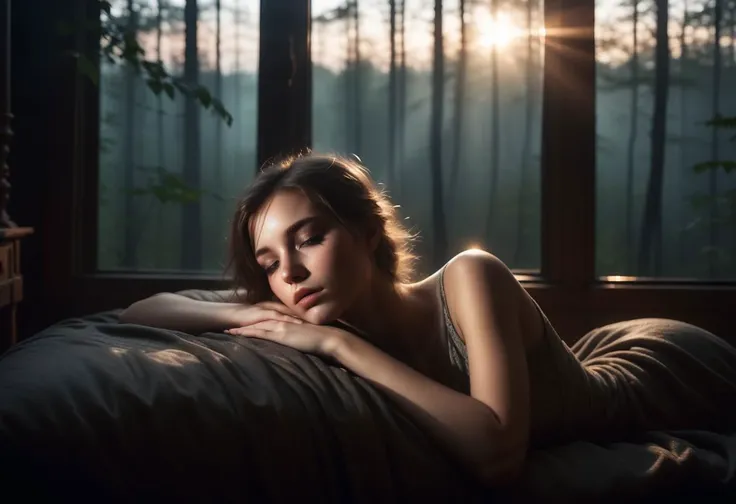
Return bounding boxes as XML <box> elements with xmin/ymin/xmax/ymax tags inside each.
<box><xmin>439</xmin><ymin>266</ymin><xmax>470</xmax><ymax>375</ymax></box>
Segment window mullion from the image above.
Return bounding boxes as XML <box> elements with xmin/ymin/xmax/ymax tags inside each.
<box><xmin>257</xmin><ymin>0</ymin><xmax>312</xmax><ymax>167</ymax></box>
<box><xmin>540</xmin><ymin>0</ymin><xmax>596</xmax><ymax>289</ymax></box>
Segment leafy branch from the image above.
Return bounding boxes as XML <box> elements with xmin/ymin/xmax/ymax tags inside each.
<box><xmin>693</xmin><ymin>114</ymin><xmax>736</xmax><ymax>175</ymax></box>
<box><xmin>687</xmin><ymin>115</ymin><xmax>736</xmax><ymax>263</ymax></box>
<box><xmin>61</xmin><ymin>0</ymin><xmax>233</xmax><ymax>126</ymax></box>
<box><xmin>130</xmin><ymin>166</ymin><xmax>226</xmax><ymax>205</ymax></box>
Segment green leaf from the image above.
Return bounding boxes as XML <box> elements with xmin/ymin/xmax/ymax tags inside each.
<box><xmin>211</xmin><ymin>98</ymin><xmax>234</xmax><ymax>127</ymax></box>
<box><xmin>100</xmin><ymin>1</ymin><xmax>112</xmax><ymax>16</ymax></box>
<box><xmin>142</xmin><ymin>60</ymin><xmax>167</xmax><ymax>79</ymax></box>
<box><xmin>173</xmin><ymin>80</ymin><xmax>191</xmax><ymax>94</ymax></box>
<box><xmin>120</xmin><ymin>32</ymin><xmax>145</xmax><ymax>67</ymax></box>
<box><xmin>693</xmin><ymin>160</ymin><xmax>736</xmax><ymax>174</ymax></box>
<box><xmin>689</xmin><ymin>193</ymin><xmax>714</xmax><ymax>209</ymax></box>
<box><xmin>161</xmin><ymin>172</ymin><xmax>187</xmax><ymax>188</ymax></box>
<box><xmin>194</xmin><ymin>86</ymin><xmax>213</xmax><ymax>109</ymax></box>
<box><xmin>705</xmin><ymin>115</ymin><xmax>736</xmax><ymax>130</ymax></box>
<box><xmin>70</xmin><ymin>1</ymin><xmax>235</xmax><ymax>129</ymax></box>
<box><xmin>163</xmin><ymin>82</ymin><xmax>175</xmax><ymax>100</ymax></box>
<box><xmin>146</xmin><ymin>78</ymin><xmax>164</xmax><ymax>96</ymax></box>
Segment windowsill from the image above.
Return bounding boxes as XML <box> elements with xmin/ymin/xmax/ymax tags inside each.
<box><xmin>75</xmin><ymin>271</ymin><xmax>736</xmax><ymax>291</ymax></box>
<box><xmin>30</xmin><ymin>271</ymin><xmax>733</xmax><ymax>347</ymax></box>
<box><xmin>594</xmin><ymin>278</ymin><xmax>736</xmax><ymax>290</ymax></box>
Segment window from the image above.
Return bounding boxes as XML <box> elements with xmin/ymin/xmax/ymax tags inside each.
<box><xmin>595</xmin><ymin>0</ymin><xmax>736</xmax><ymax>280</ymax></box>
<box><xmin>312</xmin><ymin>0</ymin><xmax>545</xmax><ymax>274</ymax></box>
<box><xmin>98</xmin><ymin>0</ymin><xmax>260</xmax><ymax>273</ymax></box>
<box><xmin>41</xmin><ymin>0</ymin><xmax>733</xmax><ymax>338</ymax></box>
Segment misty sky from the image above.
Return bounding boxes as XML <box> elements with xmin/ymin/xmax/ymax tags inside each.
<box><xmin>109</xmin><ymin>0</ymin><xmax>728</xmax><ymax>76</ymax></box>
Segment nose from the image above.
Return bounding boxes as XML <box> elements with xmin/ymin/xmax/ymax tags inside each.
<box><xmin>280</xmin><ymin>253</ymin><xmax>309</xmax><ymax>285</ymax></box>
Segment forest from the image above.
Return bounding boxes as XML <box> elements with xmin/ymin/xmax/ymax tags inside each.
<box><xmin>97</xmin><ymin>0</ymin><xmax>736</xmax><ymax>280</ymax></box>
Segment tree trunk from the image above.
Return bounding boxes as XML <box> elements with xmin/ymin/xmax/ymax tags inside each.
<box><xmin>122</xmin><ymin>0</ymin><xmax>138</xmax><ymax>268</ymax></box>
<box><xmin>345</xmin><ymin>1</ymin><xmax>352</xmax><ymax>151</ymax></box>
<box><xmin>625</xmin><ymin>0</ymin><xmax>639</xmax><ymax>272</ymax></box>
<box><xmin>354</xmin><ymin>0</ymin><xmax>362</xmax><ymax>154</ymax></box>
<box><xmin>431</xmin><ymin>0</ymin><xmax>448</xmax><ymax>265</ymax></box>
<box><xmin>678</xmin><ymin>1</ymin><xmax>689</xmax><ymax>269</ymax></box>
<box><xmin>486</xmin><ymin>0</ymin><xmax>501</xmax><ymax>241</ymax></box>
<box><xmin>398</xmin><ymin>0</ymin><xmax>406</xmax><ymax>173</ymax></box>
<box><xmin>638</xmin><ymin>0</ymin><xmax>669</xmax><ymax>276</ymax></box>
<box><xmin>708</xmin><ymin>0</ymin><xmax>723</xmax><ymax>277</ymax></box>
<box><xmin>155</xmin><ymin>0</ymin><xmax>165</xmax><ymax>268</ymax></box>
<box><xmin>234</xmin><ymin>0</ymin><xmax>242</xmax><ymax>167</ymax></box>
<box><xmin>215</xmin><ymin>0</ymin><xmax>223</xmax><ymax>193</ymax></box>
<box><xmin>448</xmin><ymin>0</ymin><xmax>466</xmax><ymax>214</ymax></box>
<box><xmin>388</xmin><ymin>0</ymin><xmax>397</xmax><ymax>188</ymax></box>
<box><xmin>730</xmin><ymin>6</ymin><xmax>735</xmax><ymax>65</ymax></box>
<box><xmin>156</xmin><ymin>0</ymin><xmax>164</xmax><ymax>170</ymax></box>
<box><xmin>182</xmin><ymin>0</ymin><xmax>202</xmax><ymax>270</ymax></box>
<box><xmin>513</xmin><ymin>0</ymin><xmax>535</xmax><ymax>265</ymax></box>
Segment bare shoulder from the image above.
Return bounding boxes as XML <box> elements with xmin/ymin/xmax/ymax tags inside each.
<box><xmin>440</xmin><ymin>250</ymin><xmax>541</xmax><ymax>348</ymax></box>
<box><xmin>443</xmin><ymin>250</ymin><xmax>517</xmax><ymax>294</ymax></box>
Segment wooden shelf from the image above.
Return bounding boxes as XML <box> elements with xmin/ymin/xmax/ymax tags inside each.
<box><xmin>0</xmin><ymin>226</ymin><xmax>33</xmax><ymax>353</ymax></box>
<box><xmin>0</xmin><ymin>227</ymin><xmax>34</xmax><ymax>241</ymax></box>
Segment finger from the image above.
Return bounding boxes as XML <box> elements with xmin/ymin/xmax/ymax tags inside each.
<box><xmin>226</xmin><ymin>327</ymin><xmax>268</xmax><ymax>338</ymax></box>
<box><xmin>245</xmin><ymin>321</ymin><xmax>278</xmax><ymax>331</ymax></box>
<box><xmin>251</xmin><ymin>320</ymin><xmax>302</xmax><ymax>332</ymax></box>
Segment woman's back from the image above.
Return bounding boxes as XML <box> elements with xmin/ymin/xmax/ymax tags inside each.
<box><xmin>437</xmin><ymin>266</ymin><xmax>736</xmax><ymax>446</ymax></box>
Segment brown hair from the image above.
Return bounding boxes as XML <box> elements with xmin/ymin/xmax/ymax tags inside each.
<box><xmin>227</xmin><ymin>153</ymin><xmax>417</xmax><ymax>304</ymax></box>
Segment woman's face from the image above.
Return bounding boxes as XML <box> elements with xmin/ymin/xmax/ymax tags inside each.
<box><xmin>249</xmin><ymin>188</ymin><xmax>375</xmax><ymax>325</ymax></box>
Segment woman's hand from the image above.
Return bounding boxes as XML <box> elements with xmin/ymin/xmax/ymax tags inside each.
<box><xmin>225</xmin><ymin>301</ymin><xmax>305</xmax><ymax>328</ymax></box>
<box><xmin>226</xmin><ymin>319</ymin><xmax>349</xmax><ymax>357</ymax></box>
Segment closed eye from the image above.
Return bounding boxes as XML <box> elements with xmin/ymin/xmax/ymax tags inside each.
<box><xmin>299</xmin><ymin>234</ymin><xmax>324</xmax><ymax>248</ymax></box>
<box><xmin>261</xmin><ymin>234</ymin><xmax>324</xmax><ymax>275</ymax></box>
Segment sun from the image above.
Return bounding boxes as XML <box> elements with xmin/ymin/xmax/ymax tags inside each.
<box><xmin>476</xmin><ymin>12</ymin><xmax>520</xmax><ymax>48</ymax></box>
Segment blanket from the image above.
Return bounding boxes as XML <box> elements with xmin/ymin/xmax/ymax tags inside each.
<box><xmin>0</xmin><ymin>297</ymin><xmax>734</xmax><ymax>502</ymax></box>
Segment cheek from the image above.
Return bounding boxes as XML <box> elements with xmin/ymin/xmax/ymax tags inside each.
<box><xmin>266</xmin><ymin>278</ymin><xmax>289</xmax><ymax>304</ymax></box>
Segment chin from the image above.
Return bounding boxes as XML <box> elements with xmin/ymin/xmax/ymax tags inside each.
<box><xmin>300</xmin><ymin>302</ymin><xmax>343</xmax><ymax>326</ymax></box>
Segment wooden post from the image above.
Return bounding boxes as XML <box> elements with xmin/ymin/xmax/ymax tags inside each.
<box><xmin>0</xmin><ymin>0</ymin><xmax>16</xmax><ymax>228</ymax></box>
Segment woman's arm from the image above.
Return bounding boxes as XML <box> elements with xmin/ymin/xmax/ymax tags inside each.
<box><xmin>119</xmin><ymin>291</ymin><xmax>246</xmax><ymax>334</ymax></box>
<box><xmin>331</xmin><ymin>250</ymin><xmax>533</xmax><ymax>487</ymax></box>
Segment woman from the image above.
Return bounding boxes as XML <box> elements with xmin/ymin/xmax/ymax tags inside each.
<box><xmin>121</xmin><ymin>153</ymin><xmax>736</xmax><ymax>487</ymax></box>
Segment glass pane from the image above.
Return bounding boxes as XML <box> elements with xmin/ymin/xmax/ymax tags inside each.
<box><xmin>596</xmin><ymin>0</ymin><xmax>736</xmax><ymax>279</ymax></box>
<box><xmin>312</xmin><ymin>0</ymin><xmax>545</xmax><ymax>274</ymax></box>
<box><xmin>98</xmin><ymin>0</ymin><xmax>259</xmax><ymax>272</ymax></box>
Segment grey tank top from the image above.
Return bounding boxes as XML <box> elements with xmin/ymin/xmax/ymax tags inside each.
<box><xmin>437</xmin><ymin>266</ymin><xmax>596</xmax><ymax>446</ymax></box>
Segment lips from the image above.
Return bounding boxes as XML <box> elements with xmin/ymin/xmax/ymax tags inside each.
<box><xmin>293</xmin><ymin>287</ymin><xmax>322</xmax><ymax>307</ymax></box>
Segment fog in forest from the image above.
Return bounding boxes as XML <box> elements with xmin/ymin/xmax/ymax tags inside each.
<box><xmin>98</xmin><ymin>0</ymin><xmax>736</xmax><ymax>280</ymax></box>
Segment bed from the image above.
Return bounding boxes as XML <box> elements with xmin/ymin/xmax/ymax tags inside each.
<box><xmin>0</xmin><ymin>290</ymin><xmax>734</xmax><ymax>502</ymax></box>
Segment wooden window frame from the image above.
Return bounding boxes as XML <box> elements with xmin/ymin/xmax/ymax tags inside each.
<box><xmin>40</xmin><ymin>0</ymin><xmax>735</xmax><ymax>342</ymax></box>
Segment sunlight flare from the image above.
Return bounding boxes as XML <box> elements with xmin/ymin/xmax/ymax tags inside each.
<box><xmin>476</xmin><ymin>12</ymin><xmax>521</xmax><ymax>48</ymax></box>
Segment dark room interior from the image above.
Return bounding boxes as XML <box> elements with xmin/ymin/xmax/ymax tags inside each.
<box><xmin>1</xmin><ymin>0</ymin><xmax>735</xmax><ymax>501</ymax></box>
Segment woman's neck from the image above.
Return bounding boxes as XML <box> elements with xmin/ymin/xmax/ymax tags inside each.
<box><xmin>338</xmin><ymin>272</ymin><xmax>429</xmax><ymax>360</ymax></box>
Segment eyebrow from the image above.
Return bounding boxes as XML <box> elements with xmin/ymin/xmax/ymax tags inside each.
<box><xmin>254</xmin><ymin>216</ymin><xmax>321</xmax><ymax>259</ymax></box>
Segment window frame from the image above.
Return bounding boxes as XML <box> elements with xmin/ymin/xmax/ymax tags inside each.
<box><xmin>41</xmin><ymin>0</ymin><xmax>735</xmax><ymax>342</ymax></box>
